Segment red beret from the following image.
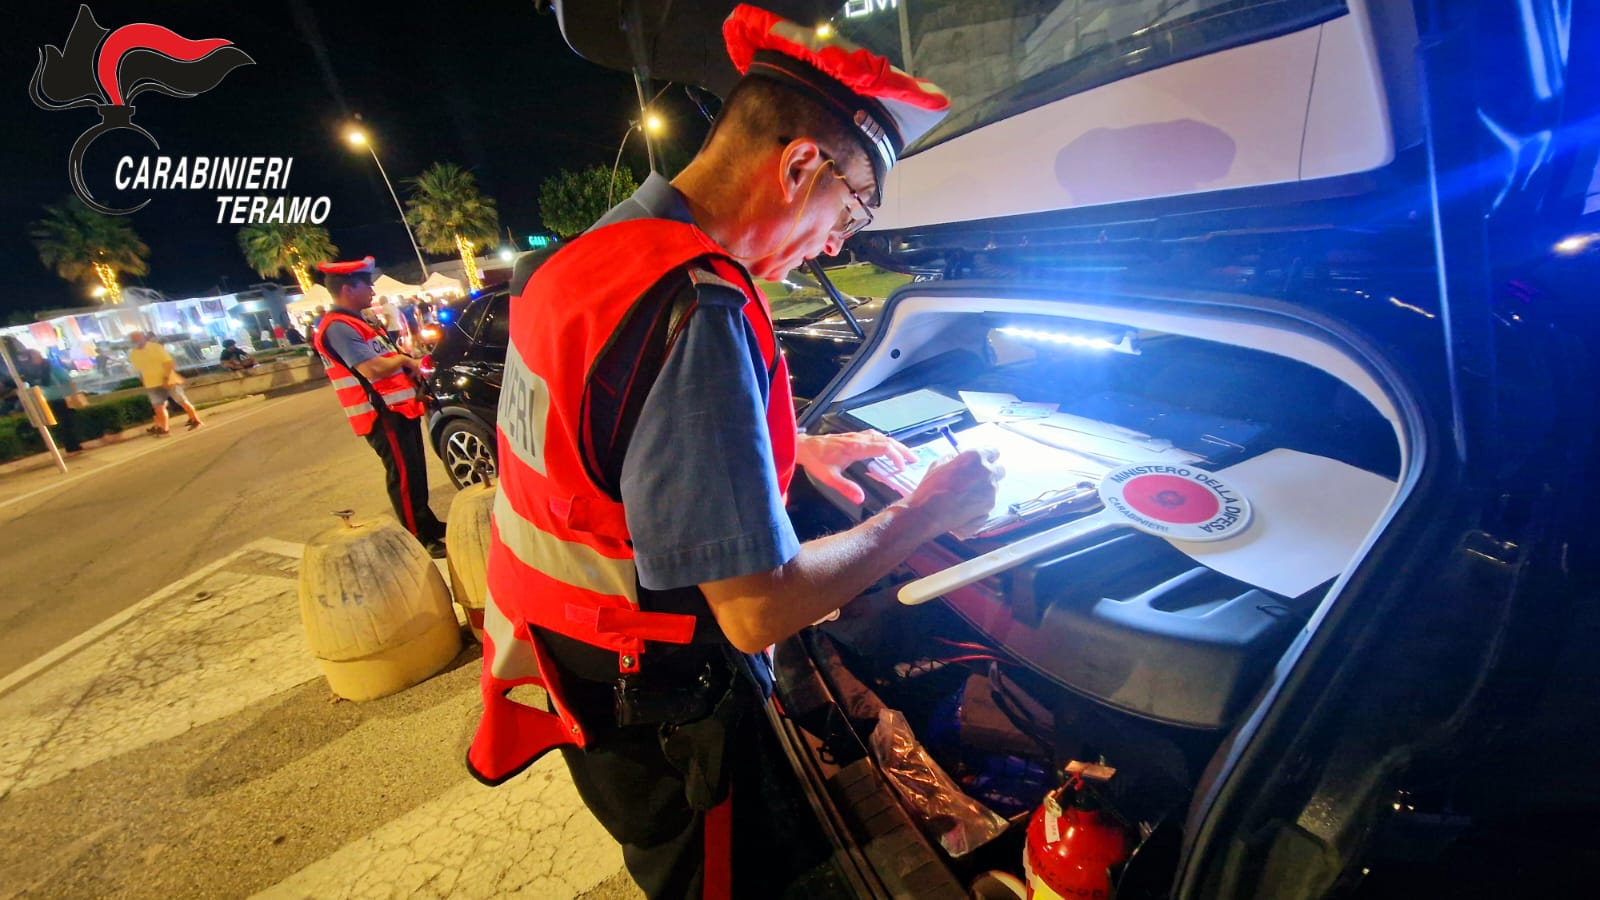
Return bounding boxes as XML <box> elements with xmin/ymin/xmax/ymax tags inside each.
<box><xmin>317</xmin><ymin>256</ymin><xmax>375</xmax><ymax>276</ymax></box>
<box><xmin>724</xmin><ymin>4</ymin><xmax>950</xmax><ymax>204</ymax></box>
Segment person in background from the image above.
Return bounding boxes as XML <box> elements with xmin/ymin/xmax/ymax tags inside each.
<box><xmin>310</xmin><ymin>257</ymin><xmax>447</xmax><ymax>557</ymax></box>
<box><xmin>19</xmin><ymin>348</ymin><xmax>83</xmax><ymax>454</ymax></box>
<box><xmin>285</xmin><ymin>324</ymin><xmax>307</xmax><ymax>345</ymax></box>
<box><xmin>127</xmin><ymin>331</ymin><xmax>203</xmax><ymax>436</ymax></box>
<box><xmin>400</xmin><ymin>299</ymin><xmax>420</xmax><ymax>344</ymax></box>
<box><xmin>219</xmin><ymin>339</ymin><xmax>257</xmax><ymax>372</ymax></box>
<box><xmin>380</xmin><ymin>294</ymin><xmax>407</xmax><ymax>348</ymax></box>
<box><xmin>39</xmin><ymin>349</ymin><xmax>83</xmax><ymax>455</ymax></box>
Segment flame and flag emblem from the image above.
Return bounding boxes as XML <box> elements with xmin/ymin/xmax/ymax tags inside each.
<box><xmin>30</xmin><ymin>4</ymin><xmax>254</xmax><ymax>214</ymax></box>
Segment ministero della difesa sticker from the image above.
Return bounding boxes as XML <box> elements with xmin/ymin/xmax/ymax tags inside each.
<box><xmin>1097</xmin><ymin>463</ymin><xmax>1253</xmax><ymax>542</ymax></box>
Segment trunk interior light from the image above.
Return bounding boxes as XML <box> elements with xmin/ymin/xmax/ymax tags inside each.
<box><xmin>995</xmin><ymin>325</ymin><xmax>1141</xmax><ymax>355</ymax></box>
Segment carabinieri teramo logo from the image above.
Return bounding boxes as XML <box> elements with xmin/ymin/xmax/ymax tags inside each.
<box><xmin>30</xmin><ymin>4</ymin><xmax>254</xmax><ymax>215</ymax></box>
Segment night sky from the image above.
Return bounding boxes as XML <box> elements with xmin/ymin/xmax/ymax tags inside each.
<box><xmin>3</xmin><ymin>1</ymin><xmax>709</xmax><ymax>319</ymax></box>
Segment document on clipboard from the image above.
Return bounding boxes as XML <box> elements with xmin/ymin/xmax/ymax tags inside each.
<box><xmin>863</xmin><ymin>422</ymin><xmax>1110</xmax><ymax>538</ymax></box>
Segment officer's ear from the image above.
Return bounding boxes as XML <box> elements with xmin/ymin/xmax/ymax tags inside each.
<box><xmin>776</xmin><ymin>137</ymin><xmax>827</xmax><ymax>204</ymax></box>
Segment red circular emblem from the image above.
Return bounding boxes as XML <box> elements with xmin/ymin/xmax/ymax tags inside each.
<box><xmin>1119</xmin><ymin>474</ymin><xmax>1220</xmax><ymax>524</ymax></box>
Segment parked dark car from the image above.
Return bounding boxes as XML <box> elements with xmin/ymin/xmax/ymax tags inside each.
<box><xmin>421</xmin><ymin>291</ymin><xmax>509</xmax><ymax>489</ymax></box>
<box><xmin>422</xmin><ymin>272</ymin><xmax>880</xmax><ymax>488</ymax></box>
<box><xmin>544</xmin><ymin>1</ymin><xmax>1600</xmax><ymax>898</ymax></box>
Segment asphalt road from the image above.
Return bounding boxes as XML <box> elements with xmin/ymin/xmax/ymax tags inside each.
<box><xmin>0</xmin><ymin>387</ymin><xmax>459</xmax><ymax>681</ymax></box>
<box><xmin>0</xmin><ymin>387</ymin><xmax>649</xmax><ymax>899</ymax></box>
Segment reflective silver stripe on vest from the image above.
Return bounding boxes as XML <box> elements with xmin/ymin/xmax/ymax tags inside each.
<box><xmin>330</xmin><ymin>375</ymin><xmax>361</xmax><ymax>390</ymax></box>
<box><xmin>344</xmin><ymin>400</ymin><xmax>375</xmax><ymax>418</ymax></box>
<box><xmin>382</xmin><ymin>386</ymin><xmax>416</xmax><ymax>403</ymax></box>
<box><xmin>497</xmin><ymin>341</ymin><xmax>551</xmax><ymax>477</ymax></box>
<box><xmin>483</xmin><ymin>588</ymin><xmax>542</xmax><ymax>681</ymax></box>
<box><xmin>494</xmin><ymin>489</ymin><xmax>638</xmax><ymax>607</ymax></box>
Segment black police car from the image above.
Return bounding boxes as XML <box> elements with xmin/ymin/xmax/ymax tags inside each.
<box><xmin>546</xmin><ymin>1</ymin><xmax>1600</xmax><ymax>898</ymax></box>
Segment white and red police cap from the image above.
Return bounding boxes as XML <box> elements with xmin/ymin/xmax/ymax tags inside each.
<box><xmin>316</xmin><ymin>256</ymin><xmax>375</xmax><ymax>277</ymax></box>
<box><xmin>723</xmin><ymin>4</ymin><xmax>950</xmax><ymax>204</ymax></box>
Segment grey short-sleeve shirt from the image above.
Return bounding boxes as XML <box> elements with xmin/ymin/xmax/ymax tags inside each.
<box><xmin>601</xmin><ymin>174</ymin><xmax>801</xmax><ymax>591</ymax></box>
<box><xmin>320</xmin><ymin>318</ymin><xmax>390</xmax><ymax>368</ymax></box>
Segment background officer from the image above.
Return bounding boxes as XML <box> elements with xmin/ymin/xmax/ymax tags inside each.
<box><xmin>310</xmin><ymin>257</ymin><xmax>447</xmax><ymax>557</ymax></box>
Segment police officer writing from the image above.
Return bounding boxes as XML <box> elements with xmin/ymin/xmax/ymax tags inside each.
<box><xmin>468</xmin><ymin>7</ymin><xmax>1002</xmax><ymax>898</ymax></box>
<box><xmin>310</xmin><ymin>257</ymin><xmax>448</xmax><ymax>557</ymax></box>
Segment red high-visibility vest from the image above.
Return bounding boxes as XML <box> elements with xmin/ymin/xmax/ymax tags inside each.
<box><xmin>468</xmin><ymin>218</ymin><xmax>796</xmax><ymax>784</ymax></box>
<box><xmin>312</xmin><ymin>309</ymin><xmax>427</xmax><ymax>434</ymax></box>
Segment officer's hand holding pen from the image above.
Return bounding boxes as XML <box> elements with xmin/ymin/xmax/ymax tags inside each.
<box><xmin>940</xmin><ymin>425</ymin><xmax>961</xmax><ymax>455</ymax></box>
<box><xmin>903</xmin><ymin>433</ymin><xmax>1005</xmax><ymax>540</ymax></box>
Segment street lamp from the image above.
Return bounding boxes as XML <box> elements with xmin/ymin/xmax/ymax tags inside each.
<box><xmin>345</xmin><ymin>126</ymin><xmax>429</xmax><ymax>280</ymax></box>
<box><xmin>609</xmin><ymin>113</ymin><xmax>665</xmax><ymax>207</ymax></box>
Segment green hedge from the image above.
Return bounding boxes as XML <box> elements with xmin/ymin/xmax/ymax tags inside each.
<box><xmin>0</xmin><ymin>395</ymin><xmax>155</xmax><ymax>463</ymax></box>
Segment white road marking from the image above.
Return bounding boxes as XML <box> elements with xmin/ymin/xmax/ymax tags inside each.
<box><xmin>0</xmin><ymin>397</ymin><xmax>291</xmax><ymax>513</ymax></box>
<box><xmin>0</xmin><ymin>538</ymin><xmax>304</xmax><ymax>699</ymax></box>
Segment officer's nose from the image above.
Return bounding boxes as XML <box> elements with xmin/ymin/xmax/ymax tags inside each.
<box><xmin>822</xmin><ymin>230</ymin><xmax>845</xmax><ymax>258</ymax></box>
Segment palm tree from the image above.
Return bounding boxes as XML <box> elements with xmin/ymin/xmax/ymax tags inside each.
<box><xmin>404</xmin><ymin>162</ymin><xmax>499</xmax><ymax>291</ymax></box>
<box><xmin>238</xmin><ymin>223</ymin><xmax>338</xmax><ymax>294</ymax></box>
<box><xmin>29</xmin><ymin>199</ymin><xmax>150</xmax><ymax>304</ymax></box>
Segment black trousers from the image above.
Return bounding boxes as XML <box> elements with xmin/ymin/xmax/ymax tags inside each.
<box><xmin>557</xmin><ymin>678</ymin><xmax>763</xmax><ymax>900</ymax></box>
<box><xmin>363</xmin><ymin>407</ymin><xmax>445</xmax><ymax>542</ymax></box>
<box><xmin>45</xmin><ymin>398</ymin><xmax>80</xmax><ymax>452</ymax></box>
<box><xmin>534</xmin><ymin>625</ymin><xmax>773</xmax><ymax>900</ymax></box>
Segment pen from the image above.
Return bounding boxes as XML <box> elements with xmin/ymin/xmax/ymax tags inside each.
<box><xmin>939</xmin><ymin>425</ymin><xmax>961</xmax><ymax>454</ymax></box>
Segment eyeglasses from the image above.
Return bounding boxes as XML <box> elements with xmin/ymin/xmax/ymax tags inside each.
<box><xmin>819</xmin><ymin>153</ymin><xmax>875</xmax><ymax>238</ymax></box>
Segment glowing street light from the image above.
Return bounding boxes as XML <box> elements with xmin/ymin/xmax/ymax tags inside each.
<box><xmin>344</xmin><ymin>125</ymin><xmax>429</xmax><ymax>278</ymax></box>
<box><xmin>609</xmin><ymin>112</ymin><xmax>666</xmax><ymax>207</ymax></box>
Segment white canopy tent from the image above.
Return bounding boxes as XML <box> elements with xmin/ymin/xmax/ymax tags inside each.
<box><xmin>286</xmin><ymin>283</ymin><xmax>333</xmax><ymax>318</ymax></box>
<box><xmin>372</xmin><ymin>274</ymin><xmax>420</xmax><ymax>298</ymax></box>
<box><xmin>421</xmin><ymin>272</ymin><xmax>465</xmax><ymax>295</ymax></box>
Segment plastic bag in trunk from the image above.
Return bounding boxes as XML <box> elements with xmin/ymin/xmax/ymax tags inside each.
<box><xmin>870</xmin><ymin>707</ymin><xmax>1008</xmax><ymax>857</ymax></box>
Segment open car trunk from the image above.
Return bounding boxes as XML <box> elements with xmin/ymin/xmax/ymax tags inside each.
<box><xmin>776</xmin><ymin>280</ymin><xmax>1409</xmax><ymax>896</ymax></box>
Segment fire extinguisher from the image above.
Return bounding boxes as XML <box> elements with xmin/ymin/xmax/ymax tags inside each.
<box><xmin>1023</xmin><ymin>761</ymin><xmax>1131</xmax><ymax>900</ymax></box>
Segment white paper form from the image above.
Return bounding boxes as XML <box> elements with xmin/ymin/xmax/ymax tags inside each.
<box><xmin>1000</xmin><ymin>412</ymin><xmax>1197</xmax><ymax>467</ymax></box>
<box><xmin>958</xmin><ymin>391</ymin><xmax>1057</xmax><ymax>423</ymax></box>
<box><xmin>1174</xmin><ymin>448</ymin><xmax>1397</xmax><ymax>598</ymax></box>
<box><xmin>865</xmin><ymin>422</ymin><xmax>1108</xmax><ymax>537</ymax></box>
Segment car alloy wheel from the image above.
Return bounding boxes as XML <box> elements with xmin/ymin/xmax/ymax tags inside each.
<box><xmin>441</xmin><ymin>420</ymin><xmax>497</xmax><ymax>489</ymax></box>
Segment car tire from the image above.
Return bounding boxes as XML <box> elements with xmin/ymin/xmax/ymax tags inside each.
<box><xmin>438</xmin><ymin>418</ymin><xmax>497</xmax><ymax>490</ymax></box>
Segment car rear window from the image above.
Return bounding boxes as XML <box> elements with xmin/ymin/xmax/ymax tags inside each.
<box><xmin>833</xmin><ymin>0</ymin><xmax>1347</xmax><ymax>152</ymax></box>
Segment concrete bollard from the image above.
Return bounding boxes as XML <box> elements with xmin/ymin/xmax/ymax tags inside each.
<box><xmin>298</xmin><ymin>510</ymin><xmax>461</xmax><ymax>701</ymax></box>
<box><xmin>445</xmin><ymin>481</ymin><xmax>496</xmax><ymax>643</ymax></box>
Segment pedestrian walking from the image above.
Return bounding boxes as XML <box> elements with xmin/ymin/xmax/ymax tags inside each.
<box><xmin>127</xmin><ymin>332</ymin><xmax>203</xmax><ymax>436</ymax></box>
<box><xmin>19</xmin><ymin>349</ymin><xmax>83</xmax><ymax>454</ymax></box>
<box><xmin>310</xmin><ymin>257</ymin><xmax>447</xmax><ymax>557</ymax></box>
<box><xmin>31</xmin><ymin>347</ymin><xmax>83</xmax><ymax>451</ymax></box>
<box><xmin>467</xmin><ymin>7</ymin><xmax>1001</xmax><ymax>897</ymax></box>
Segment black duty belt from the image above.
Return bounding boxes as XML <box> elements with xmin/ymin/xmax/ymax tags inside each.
<box><xmin>613</xmin><ymin>659</ymin><xmax>732</xmax><ymax>728</ymax></box>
